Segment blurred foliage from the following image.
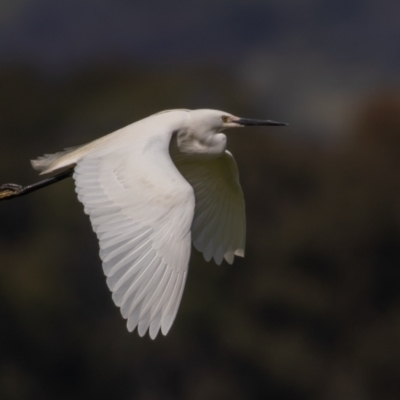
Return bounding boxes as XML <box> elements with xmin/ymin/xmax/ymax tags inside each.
<box><xmin>0</xmin><ymin>64</ymin><xmax>400</xmax><ymax>400</ymax></box>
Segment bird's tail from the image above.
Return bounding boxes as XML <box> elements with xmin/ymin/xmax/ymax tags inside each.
<box><xmin>31</xmin><ymin>146</ymin><xmax>82</xmax><ymax>175</ymax></box>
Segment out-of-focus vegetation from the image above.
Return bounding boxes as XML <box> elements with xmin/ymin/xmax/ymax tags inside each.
<box><xmin>0</xmin><ymin>65</ymin><xmax>400</xmax><ymax>400</ymax></box>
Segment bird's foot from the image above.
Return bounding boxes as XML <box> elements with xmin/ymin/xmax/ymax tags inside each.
<box><xmin>0</xmin><ymin>183</ymin><xmax>24</xmax><ymax>200</ymax></box>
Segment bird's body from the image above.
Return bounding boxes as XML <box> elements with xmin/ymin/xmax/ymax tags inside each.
<box><xmin>2</xmin><ymin>109</ymin><xmax>286</xmax><ymax>339</ymax></box>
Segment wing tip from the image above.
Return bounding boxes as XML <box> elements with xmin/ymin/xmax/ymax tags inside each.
<box><xmin>222</xmin><ymin>248</ymin><xmax>245</xmax><ymax>264</ymax></box>
<box><xmin>234</xmin><ymin>248</ymin><xmax>245</xmax><ymax>258</ymax></box>
<box><xmin>161</xmin><ymin>316</ymin><xmax>174</xmax><ymax>336</ymax></box>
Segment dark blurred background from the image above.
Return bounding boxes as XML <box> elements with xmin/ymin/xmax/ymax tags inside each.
<box><xmin>1</xmin><ymin>1</ymin><xmax>400</xmax><ymax>399</ymax></box>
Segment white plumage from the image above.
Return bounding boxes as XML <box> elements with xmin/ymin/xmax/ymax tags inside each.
<box><xmin>31</xmin><ymin>109</ymin><xmax>285</xmax><ymax>339</ymax></box>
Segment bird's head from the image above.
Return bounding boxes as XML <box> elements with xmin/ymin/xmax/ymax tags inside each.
<box><xmin>175</xmin><ymin>109</ymin><xmax>288</xmax><ymax>160</ymax></box>
<box><xmin>189</xmin><ymin>109</ymin><xmax>287</xmax><ymax>134</ymax></box>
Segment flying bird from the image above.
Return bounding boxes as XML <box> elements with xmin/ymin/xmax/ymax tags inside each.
<box><xmin>0</xmin><ymin>109</ymin><xmax>287</xmax><ymax>339</ymax></box>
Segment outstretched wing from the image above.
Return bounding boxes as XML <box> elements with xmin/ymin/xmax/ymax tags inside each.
<box><xmin>174</xmin><ymin>151</ymin><xmax>246</xmax><ymax>265</ymax></box>
<box><xmin>73</xmin><ymin>135</ymin><xmax>195</xmax><ymax>339</ymax></box>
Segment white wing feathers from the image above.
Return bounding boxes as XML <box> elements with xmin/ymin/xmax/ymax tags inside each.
<box><xmin>59</xmin><ymin>116</ymin><xmax>246</xmax><ymax>338</ymax></box>
<box><xmin>73</xmin><ymin>133</ymin><xmax>195</xmax><ymax>339</ymax></box>
<box><xmin>174</xmin><ymin>151</ymin><xmax>246</xmax><ymax>266</ymax></box>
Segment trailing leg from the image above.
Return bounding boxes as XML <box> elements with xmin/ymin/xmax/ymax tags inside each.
<box><xmin>0</xmin><ymin>169</ymin><xmax>73</xmax><ymax>201</ymax></box>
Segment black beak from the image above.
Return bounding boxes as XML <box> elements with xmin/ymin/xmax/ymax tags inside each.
<box><xmin>236</xmin><ymin>118</ymin><xmax>288</xmax><ymax>127</ymax></box>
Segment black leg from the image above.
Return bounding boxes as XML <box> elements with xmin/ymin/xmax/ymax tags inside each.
<box><xmin>0</xmin><ymin>169</ymin><xmax>73</xmax><ymax>201</ymax></box>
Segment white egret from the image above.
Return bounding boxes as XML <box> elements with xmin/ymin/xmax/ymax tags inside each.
<box><xmin>0</xmin><ymin>109</ymin><xmax>287</xmax><ymax>339</ymax></box>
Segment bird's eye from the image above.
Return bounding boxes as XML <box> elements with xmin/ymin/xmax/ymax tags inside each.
<box><xmin>222</xmin><ymin>116</ymin><xmax>229</xmax><ymax>123</ymax></box>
